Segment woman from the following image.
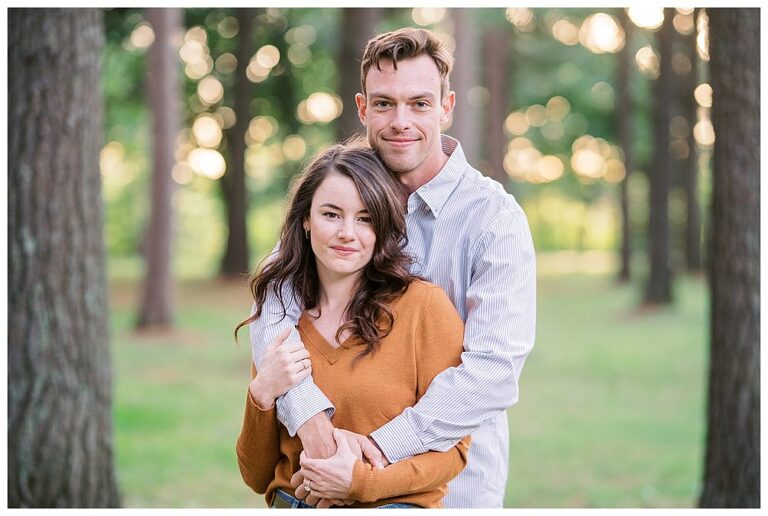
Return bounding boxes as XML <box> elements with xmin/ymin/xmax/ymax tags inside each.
<box><xmin>235</xmin><ymin>141</ymin><xmax>470</xmax><ymax>508</ymax></box>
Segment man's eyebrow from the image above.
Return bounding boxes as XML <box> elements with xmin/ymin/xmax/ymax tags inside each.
<box><xmin>368</xmin><ymin>92</ymin><xmax>436</xmax><ymax>100</ymax></box>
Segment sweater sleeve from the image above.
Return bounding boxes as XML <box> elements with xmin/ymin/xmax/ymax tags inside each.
<box><xmin>235</xmin><ymin>362</ymin><xmax>281</xmax><ymax>494</ymax></box>
<box><xmin>350</xmin><ymin>283</ymin><xmax>470</xmax><ymax>503</ymax></box>
<box><xmin>348</xmin><ymin>436</ymin><xmax>470</xmax><ymax>503</ymax></box>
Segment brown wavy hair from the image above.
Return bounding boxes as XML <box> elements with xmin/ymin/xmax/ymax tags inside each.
<box><xmin>235</xmin><ymin>139</ymin><xmax>416</xmax><ymax>359</ymax></box>
<box><xmin>361</xmin><ymin>27</ymin><xmax>454</xmax><ymax>99</ymax></box>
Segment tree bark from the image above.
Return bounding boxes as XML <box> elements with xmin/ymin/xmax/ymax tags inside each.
<box><xmin>138</xmin><ymin>8</ymin><xmax>181</xmax><ymax>326</ymax></box>
<box><xmin>683</xmin><ymin>9</ymin><xmax>702</xmax><ymax>272</ymax></box>
<box><xmin>699</xmin><ymin>8</ymin><xmax>760</xmax><ymax>508</ymax></box>
<box><xmin>337</xmin><ymin>8</ymin><xmax>382</xmax><ymax>141</ymax></box>
<box><xmin>644</xmin><ymin>8</ymin><xmax>674</xmax><ymax>304</ymax></box>
<box><xmin>8</xmin><ymin>8</ymin><xmax>119</xmax><ymax>507</ymax></box>
<box><xmin>481</xmin><ymin>26</ymin><xmax>510</xmax><ymax>188</ymax></box>
<box><xmin>220</xmin><ymin>8</ymin><xmax>255</xmax><ymax>277</ymax></box>
<box><xmin>448</xmin><ymin>8</ymin><xmax>481</xmax><ymax>164</ymax></box>
<box><xmin>616</xmin><ymin>8</ymin><xmax>633</xmax><ymax>282</ymax></box>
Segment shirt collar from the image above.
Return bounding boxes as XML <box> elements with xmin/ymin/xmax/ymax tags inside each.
<box><xmin>411</xmin><ymin>135</ymin><xmax>468</xmax><ymax>218</ymax></box>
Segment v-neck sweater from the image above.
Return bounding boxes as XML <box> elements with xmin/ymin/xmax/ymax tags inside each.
<box><xmin>236</xmin><ymin>280</ymin><xmax>470</xmax><ymax>508</ymax></box>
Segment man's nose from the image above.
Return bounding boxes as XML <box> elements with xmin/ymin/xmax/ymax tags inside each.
<box><xmin>389</xmin><ymin>105</ymin><xmax>411</xmax><ymax>131</ymax></box>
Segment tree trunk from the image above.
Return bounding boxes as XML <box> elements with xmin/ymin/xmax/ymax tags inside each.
<box><xmin>616</xmin><ymin>8</ymin><xmax>633</xmax><ymax>282</ymax></box>
<box><xmin>337</xmin><ymin>8</ymin><xmax>382</xmax><ymax>141</ymax></box>
<box><xmin>220</xmin><ymin>8</ymin><xmax>254</xmax><ymax>278</ymax></box>
<box><xmin>683</xmin><ymin>9</ymin><xmax>702</xmax><ymax>272</ymax></box>
<box><xmin>482</xmin><ymin>26</ymin><xmax>510</xmax><ymax>188</ymax></box>
<box><xmin>644</xmin><ymin>8</ymin><xmax>674</xmax><ymax>304</ymax></box>
<box><xmin>8</xmin><ymin>8</ymin><xmax>119</xmax><ymax>507</ymax></box>
<box><xmin>699</xmin><ymin>8</ymin><xmax>760</xmax><ymax>508</ymax></box>
<box><xmin>138</xmin><ymin>8</ymin><xmax>180</xmax><ymax>326</ymax></box>
<box><xmin>448</xmin><ymin>8</ymin><xmax>481</xmax><ymax>164</ymax></box>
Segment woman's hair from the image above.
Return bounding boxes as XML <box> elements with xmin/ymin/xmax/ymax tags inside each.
<box><xmin>235</xmin><ymin>139</ymin><xmax>416</xmax><ymax>359</ymax></box>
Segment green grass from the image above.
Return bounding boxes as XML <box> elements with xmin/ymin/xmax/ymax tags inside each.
<box><xmin>110</xmin><ymin>254</ymin><xmax>707</xmax><ymax>508</ymax></box>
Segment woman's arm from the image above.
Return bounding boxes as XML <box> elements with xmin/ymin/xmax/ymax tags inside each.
<box><xmin>236</xmin><ymin>334</ymin><xmax>312</xmax><ymax>493</ymax></box>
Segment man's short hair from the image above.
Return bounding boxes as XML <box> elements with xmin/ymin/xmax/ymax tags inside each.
<box><xmin>360</xmin><ymin>27</ymin><xmax>454</xmax><ymax>99</ymax></box>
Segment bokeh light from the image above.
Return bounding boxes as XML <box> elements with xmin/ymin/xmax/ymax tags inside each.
<box><xmin>192</xmin><ymin>114</ymin><xmax>223</xmax><ymax>148</ymax></box>
<box><xmin>694</xmin><ymin>83</ymin><xmax>713</xmax><ymax>107</ymax></box>
<box><xmin>506</xmin><ymin>8</ymin><xmax>535</xmax><ymax>32</ymax></box>
<box><xmin>411</xmin><ymin>8</ymin><xmax>447</xmax><ymax>26</ymax></box>
<box><xmin>130</xmin><ymin>22</ymin><xmax>155</xmax><ymax>49</ymax></box>
<box><xmin>188</xmin><ymin>148</ymin><xmax>226</xmax><ymax>179</ymax></box>
<box><xmin>197</xmin><ymin>76</ymin><xmax>224</xmax><ymax>105</ymax></box>
<box><xmin>282</xmin><ymin>135</ymin><xmax>307</xmax><ymax>161</ymax></box>
<box><xmin>256</xmin><ymin>45</ymin><xmax>281</xmax><ymax>69</ymax></box>
<box><xmin>552</xmin><ymin>19</ymin><xmax>579</xmax><ymax>46</ymax></box>
<box><xmin>627</xmin><ymin>7</ymin><xmax>664</xmax><ymax>30</ymax></box>
<box><xmin>635</xmin><ymin>45</ymin><xmax>660</xmax><ymax>79</ymax></box>
<box><xmin>579</xmin><ymin>13</ymin><xmax>625</xmax><ymax>54</ymax></box>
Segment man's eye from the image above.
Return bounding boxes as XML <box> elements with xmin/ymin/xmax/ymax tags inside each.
<box><xmin>415</xmin><ymin>101</ymin><xmax>429</xmax><ymax>108</ymax></box>
<box><xmin>374</xmin><ymin>101</ymin><xmax>391</xmax><ymax>108</ymax></box>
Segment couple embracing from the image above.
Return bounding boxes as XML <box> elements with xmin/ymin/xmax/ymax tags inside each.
<box><xmin>235</xmin><ymin>27</ymin><xmax>536</xmax><ymax>509</ymax></box>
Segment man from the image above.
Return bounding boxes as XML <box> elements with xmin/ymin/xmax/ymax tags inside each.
<box><xmin>250</xmin><ymin>27</ymin><xmax>536</xmax><ymax>508</ymax></box>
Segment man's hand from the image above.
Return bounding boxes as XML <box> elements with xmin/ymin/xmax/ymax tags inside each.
<box><xmin>249</xmin><ymin>328</ymin><xmax>311</xmax><ymax>409</ymax></box>
<box><xmin>335</xmin><ymin>429</ymin><xmax>390</xmax><ymax>469</ymax></box>
<box><xmin>297</xmin><ymin>429</ymin><xmax>357</xmax><ymax>500</ymax></box>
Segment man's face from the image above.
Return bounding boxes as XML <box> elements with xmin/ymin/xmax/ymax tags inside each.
<box><xmin>356</xmin><ymin>55</ymin><xmax>455</xmax><ymax>182</ymax></box>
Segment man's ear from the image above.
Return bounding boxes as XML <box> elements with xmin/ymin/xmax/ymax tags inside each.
<box><xmin>440</xmin><ymin>90</ymin><xmax>456</xmax><ymax>126</ymax></box>
<box><xmin>355</xmin><ymin>93</ymin><xmax>367</xmax><ymax>126</ymax></box>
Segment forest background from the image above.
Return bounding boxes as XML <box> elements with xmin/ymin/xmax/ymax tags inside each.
<box><xmin>6</xmin><ymin>5</ymin><xmax>760</xmax><ymax>509</ymax></box>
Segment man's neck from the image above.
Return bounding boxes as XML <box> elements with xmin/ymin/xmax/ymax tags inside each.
<box><xmin>399</xmin><ymin>149</ymin><xmax>450</xmax><ymax>194</ymax></box>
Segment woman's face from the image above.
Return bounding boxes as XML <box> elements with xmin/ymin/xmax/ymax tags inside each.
<box><xmin>304</xmin><ymin>171</ymin><xmax>377</xmax><ymax>282</ymax></box>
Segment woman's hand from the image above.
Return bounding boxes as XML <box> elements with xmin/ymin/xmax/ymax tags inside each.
<box><xmin>249</xmin><ymin>327</ymin><xmax>312</xmax><ymax>410</ymax></box>
<box><xmin>296</xmin><ymin>429</ymin><xmax>357</xmax><ymax>501</ymax></box>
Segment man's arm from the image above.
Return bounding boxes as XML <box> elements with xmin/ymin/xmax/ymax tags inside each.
<box><xmin>249</xmin><ymin>272</ymin><xmax>337</xmax><ymax>457</ymax></box>
<box><xmin>370</xmin><ymin>210</ymin><xmax>536</xmax><ymax>461</ymax></box>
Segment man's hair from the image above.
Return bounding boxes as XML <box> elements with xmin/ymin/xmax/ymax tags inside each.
<box><xmin>360</xmin><ymin>27</ymin><xmax>454</xmax><ymax>99</ymax></box>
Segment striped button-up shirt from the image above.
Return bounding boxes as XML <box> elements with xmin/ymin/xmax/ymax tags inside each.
<box><xmin>250</xmin><ymin>135</ymin><xmax>536</xmax><ymax>508</ymax></box>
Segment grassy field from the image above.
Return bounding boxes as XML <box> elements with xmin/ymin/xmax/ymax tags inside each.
<box><xmin>110</xmin><ymin>253</ymin><xmax>707</xmax><ymax>508</ymax></box>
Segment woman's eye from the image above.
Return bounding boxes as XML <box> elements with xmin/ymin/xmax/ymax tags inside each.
<box><xmin>322</xmin><ymin>212</ymin><xmax>339</xmax><ymax>219</ymax></box>
<box><xmin>358</xmin><ymin>217</ymin><xmax>372</xmax><ymax>224</ymax></box>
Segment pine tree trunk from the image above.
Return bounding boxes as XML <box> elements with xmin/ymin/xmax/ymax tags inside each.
<box><xmin>616</xmin><ymin>8</ymin><xmax>633</xmax><ymax>282</ymax></box>
<box><xmin>644</xmin><ymin>8</ymin><xmax>674</xmax><ymax>304</ymax></box>
<box><xmin>337</xmin><ymin>8</ymin><xmax>382</xmax><ymax>140</ymax></box>
<box><xmin>482</xmin><ymin>26</ymin><xmax>510</xmax><ymax>188</ymax></box>
<box><xmin>220</xmin><ymin>8</ymin><xmax>255</xmax><ymax>278</ymax></box>
<box><xmin>684</xmin><ymin>9</ymin><xmax>702</xmax><ymax>272</ymax></box>
<box><xmin>449</xmin><ymin>8</ymin><xmax>481</xmax><ymax>164</ymax></box>
<box><xmin>699</xmin><ymin>8</ymin><xmax>760</xmax><ymax>508</ymax></box>
<box><xmin>8</xmin><ymin>8</ymin><xmax>119</xmax><ymax>507</ymax></box>
<box><xmin>138</xmin><ymin>8</ymin><xmax>180</xmax><ymax>326</ymax></box>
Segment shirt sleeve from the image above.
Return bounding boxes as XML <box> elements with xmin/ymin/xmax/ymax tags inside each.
<box><xmin>249</xmin><ymin>258</ymin><xmax>335</xmax><ymax>436</ymax></box>
<box><xmin>371</xmin><ymin>210</ymin><xmax>536</xmax><ymax>460</ymax></box>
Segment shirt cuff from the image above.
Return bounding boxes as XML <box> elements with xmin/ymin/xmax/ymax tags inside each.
<box><xmin>369</xmin><ymin>412</ymin><xmax>427</xmax><ymax>463</ymax></box>
<box><xmin>275</xmin><ymin>378</ymin><xmax>335</xmax><ymax>436</ymax></box>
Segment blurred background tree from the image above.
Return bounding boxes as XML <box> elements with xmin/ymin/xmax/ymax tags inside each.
<box><xmin>9</xmin><ymin>8</ymin><xmax>119</xmax><ymax>507</ymax></box>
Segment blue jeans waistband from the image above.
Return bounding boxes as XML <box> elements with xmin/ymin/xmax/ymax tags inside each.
<box><xmin>272</xmin><ymin>489</ymin><xmax>419</xmax><ymax>509</ymax></box>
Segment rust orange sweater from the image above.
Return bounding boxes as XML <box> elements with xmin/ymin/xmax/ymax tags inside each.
<box><xmin>236</xmin><ymin>280</ymin><xmax>470</xmax><ymax>508</ymax></box>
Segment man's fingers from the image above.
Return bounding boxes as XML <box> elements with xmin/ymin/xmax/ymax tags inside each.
<box><xmin>273</xmin><ymin>327</ymin><xmax>292</xmax><ymax>347</ymax></box>
<box><xmin>316</xmin><ymin>499</ymin><xmax>333</xmax><ymax>509</ymax></box>
<box><xmin>279</xmin><ymin>337</ymin><xmax>306</xmax><ymax>353</ymax></box>
<box><xmin>360</xmin><ymin>436</ymin><xmax>385</xmax><ymax>469</ymax></box>
<box><xmin>333</xmin><ymin>429</ymin><xmax>352</xmax><ymax>453</ymax></box>
<box><xmin>305</xmin><ymin>493</ymin><xmax>321</xmax><ymax>506</ymax></box>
